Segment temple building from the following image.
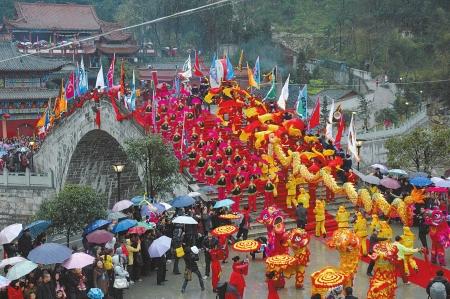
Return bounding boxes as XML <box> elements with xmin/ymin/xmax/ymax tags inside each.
<box><xmin>0</xmin><ymin>42</ymin><xmax>69</xmax><ymax>137</ymax></box>
<box><xmin>1</xmin><ymin>2</ymin><xmax>150</xmax><ymax>69</ymax></box>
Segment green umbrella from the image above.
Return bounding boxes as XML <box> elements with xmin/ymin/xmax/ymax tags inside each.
<box><xmin>6</xmin><ymin>260</ymin><xmax>38</xmax><ymax>281</ymax></box>
<box><xmin>137</xmin><ymin>221</ymin><xmax>155</xmax><ymax>230</ymax></box>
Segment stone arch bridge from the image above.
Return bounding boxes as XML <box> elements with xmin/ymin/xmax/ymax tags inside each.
<box><xmin>34</xmin><ymin>99</ymin><xmax>145</xmax><ymax>206</ymax></box>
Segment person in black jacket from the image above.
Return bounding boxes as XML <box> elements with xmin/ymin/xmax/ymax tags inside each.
<box><xmin>416</xmin><ymin>207</ymin><xmax>429</xmax><ymax>250</ymax></box>
<box><xmin>366</xmin><ymin>229</ymin><xmax>388</xmax><ymax>276</ymax></box>
<box><xmin>172</xmin><ymin>224</ymin><xmax>184</xmax><ymax>275</ymax></box>
<box><xmin>344</xmin><ymin>287</ymin><xmax>358</xmax><ymax>299</ymax></box>
<box><xmin>426</xmin><ymin>270</ymin><xmax>450</xmax><ymax>298</ymax></box>
<box><xmin>156</xmin><ymin>253</ymin><xmax>167</xmax><ymax>285</ymax></box>
<box><xmin>17</xmin><ymin>229</ymin><xmax>33</xmax><ymax>258</ymax></box>
<box><xmin>37</xmin><ymin>270</ymin><xmax>56</xmax><ymax>299</ymax></box>
<box><xmin>181</xmin><ymin>246</ymin><xmax>205</xmax><ymax>293</ymax></box>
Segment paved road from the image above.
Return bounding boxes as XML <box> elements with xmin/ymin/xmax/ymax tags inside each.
<box><xmin>125</xmin><ymin>236</ymin><xmax>426</xmax><ymax>299</ymax></box>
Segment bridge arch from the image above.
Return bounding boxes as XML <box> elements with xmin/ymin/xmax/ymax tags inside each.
<box><xmin>34</xmin><ymin>99</ymin><xmax>145</xmax><ymax>204</ymax></box>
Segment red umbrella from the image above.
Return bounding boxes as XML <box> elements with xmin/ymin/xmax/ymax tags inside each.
<box><xmin>86</xmin><ymin>230</ymin><xmax>114</xmax><ymax>244</ymax></box>
<box><xmin>128</xmin><ymin>226</ymin><xmax>147</xmax><ymax>235</ymax></box>
<box><xmin>380</xmin><ymin>177</ymin><xmax>401</xmax><ymax>189</ymax></box>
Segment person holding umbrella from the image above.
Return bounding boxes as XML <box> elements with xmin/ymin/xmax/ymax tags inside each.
<box><xmin>181</xmin><ymin>246</ymin><xmax>205</xmax><ymax>293</ymax></box>
<box><xmin>17</xmin><ymin>230</ymin><xmax>33</xmax><ymax>258</ymax></box>
<box><xmin>125</xmin><ymin>235</ymin><xmax>141</xmax><ymax>283</ymax></box>
<box><xmin>7</xmin><ymin>280</ymin><xmax>24</xmax><ymax>299</ymax></box>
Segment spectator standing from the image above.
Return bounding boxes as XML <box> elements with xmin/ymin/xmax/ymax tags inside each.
<box><xmin>296</xmin><ymin>202</ymin><xmax>307</xmax><ymax>229</ymax></box>
<box><xmin>426</xmin><ymin>270</ymin><xmax>450</xmax><ymax>299</ymax></box>
<box><xmin>181</xmin><ymin>246</ymin><xmax>205</xmax><ymax>293</ymax></box>
<box><xmin>366</xmin><ymin>229</ymin><xmax>387</xmax><ymax>276</ymax></box>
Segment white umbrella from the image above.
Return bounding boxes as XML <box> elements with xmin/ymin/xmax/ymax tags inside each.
<box><xmin>112</xmin><ymin>200</ymin><xmax>134</xmax><ymax>212</ymax></box>
<box><xmin>431</xmin><ymin>177</ymin><xmax>444</xmax><ymax>184</ymax></box>
<box><xmin>160</xmin><ymin>202</ymin><xmax>172</xmax><ymax>210</ymax></box>
<box><xmin>172</xmin><ymin>216</ymin><xmax>198</xmax><ymax>225</ymax></box>
<box><xmin>188</xmin><ymin>191</ymin><xmax>202</xmax><ymax>197</ymax></box>
<box><xmin>370</xmin><ymin>164</ymin><xmax>388</xmax><ymax>174</ymax></box>
<box><xmin>435</xmin><ymin>180</ymin><xmax>450</xmax><ymax>188</ymax></box>
<box><xmin>388</xmin><ymin>169</ymin><xmax>408</xmax><ymax>177</ymax></box>
<box><xmin>0</xmin><ymin>275</ymin><xmax>10</xmax><ymax>288</ymax></box>
<box><xmin>148</xmin><ymin>236</ymin><xmax>172</xmax><ymax>258</ymax></box>
<box><xmin>0</xmin><ymin>223</ymin><xmax>22</xmax><ymax>245</ymax></box>
<box><xmin>363</xmin><ymin>175</ymin><xmax>381</xmax><ymax>185</ymax></box>
<box><xmin>0</xmin><ymin>256</ymin><xmax>27</xmax><ymax>269</ymax></box>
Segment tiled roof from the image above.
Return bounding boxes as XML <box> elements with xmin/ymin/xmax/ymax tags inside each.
<box><xmin>0</xmin><ymin>88</ymin><xmax>59</xmax><ymax>100</ymax></box>
<box><xmin>97</xmin><ymin>43</ymin><xmax>139</xmax><ymax>55</ymax></box>
<box><xmin>0</xmin><ymin>42</ymin><xmax>68</xmax><ymax>71</ymax></box>
<box><xmin>100</xmin><ymin>22</ymin><xmax>132</xmax><ymax>42</ymax></box>
<box><xmin>5</xmin><ymin>2</ymin><xmax>102</xmax><ymax>31</ymax></box>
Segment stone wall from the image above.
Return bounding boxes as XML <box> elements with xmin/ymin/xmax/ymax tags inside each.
<box><xmin>0</xmin><ymin>187</ymin><xmax>56</xmax><ymax>229</ymax></box>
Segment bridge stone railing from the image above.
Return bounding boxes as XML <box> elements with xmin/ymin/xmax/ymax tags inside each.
<box><xmin>0</xmin><ymin>168</ymin><xmax>54</xmax><ymax>188</ymax></box>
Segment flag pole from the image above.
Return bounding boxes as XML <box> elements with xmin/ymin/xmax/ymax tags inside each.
<box><xmin>180</xmin><ymin>111</ymin><xmax>187</xmax><ymax>157</ymax></box>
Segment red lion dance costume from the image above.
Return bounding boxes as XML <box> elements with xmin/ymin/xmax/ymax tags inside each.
<box><xmin>424</xmin><ymin>208</ymin><xmax>450</xmax><ymax>266</ymax></box>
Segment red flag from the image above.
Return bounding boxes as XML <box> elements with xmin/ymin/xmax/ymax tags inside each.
<box><xmin>151</xmin><ymin>71</ymin><xmax>158</xmax><ymax>88</ymax></box>
<box><xmin>65</xmin><ymin>72</ymin><xmax>75</xmax><ymax>99</ymax></box>
<box><xmin>334</xmin><ymin>115</ymin><xmax>345</xmax><ymax>149</ymax></box>
<box><xmin>308</xmin><ymin>97</ymin><xmax>321</xmax><ymax>129</ymax></box>
<box><xmin>193</xmin><ymin>51</ymin><xmax>204</xmax><ymax>77</ymax></box>
<box><xmin>107</xmin><ymin>54</ymin><xmax>115</xmax><ymax>88</ymax></box>
<box><xmin>120</xmin><ymin>59</ymin><xmax>125</xmax><ymax>94</ymax></box>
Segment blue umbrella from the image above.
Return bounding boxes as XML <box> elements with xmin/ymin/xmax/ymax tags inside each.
<box><xmin>171</xmin><ymin>195</ymin><xmax>195</xmax><ymax>208</ymax></box>
<box><xmin>25</xmin><ymin>220</ymin><xmax>52</xmax><ymax>239</ymax></box>
<box><xmin>112</xmin><ymin>219</ymin><xmax>137</xmax><ymax>234</ymax></box>
<box><xmin>410</xmin><ymin>176</ymin><xmax>432</xmax><ymax>187</ymax></box>
<box><xmin>28</xmin><ymin>243</ymin><xmax>72</xmax><ymax>264</ymax></box>
<box><xmin>84</xmin><ymin>220</ymin><xmax>111</xmax><ymax>235</ymax></box>
<box><xmin>153</xmin><ymin>203</ymin><xmax>167</xmax><ymax>214</ymax></box>
<box><xmin>213</xmin><ymin>199</ymin><xmax>235</xmax><ymax>209</ymax></box>
<box><xmin>87</xmin><ymin>288</ymin><xmax>104</xmax><ymax>299</ymax></box>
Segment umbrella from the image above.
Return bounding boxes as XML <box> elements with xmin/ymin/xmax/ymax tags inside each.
<box><xmin>87</xmin><ymin>288</ymin><xmax>104</xmax><ymax>299</ymax></box>
<box><xmin>112</xmin><ymin>200</ymin><xmax>134</xmax><ymax>212</ymax></box>
<box><xmin>137</xmin><ymin>221</ymin><xmax>155</xmax><ymax>230</ymax></box>
<box><xmin>131</xmin><ymin>195</ymin><xmax>145</xmax><ymax>205</ymax></box>
<box><xmin>388</xmin><ymin>169</ymin><xmax>408</xmax><ymax>177</ymax></box>
<box><xmin>112</xmin><ymin>219</ymin><xmax>137</xmax><ymax>234</ymax></box>
<box><xmin>380</xmin><ymin>177</ymin><xmax>401</xmax><ymax>189</ymax></box>
<box><xmin>153</xmin><ymin>203</ymin><xmax>168</xmax><ymax>214</ymax></box>
<box><xmin>213</xmin><ymin>199</ymin><xmax>235</xmax><ymax>209</ymax></box>
<box><xmin>0</xmin><ymin>256</ymin><xmax>27</xmax><ymax>269</ymax></box>
<box><xmin>18</xmin><ymin>147</ymin><xmax>29</xmax><ymax>153</ymax></box>
<box><xmin>435</xmin><ymin>180</ymin><xmax>450</xmax><ymax>188</ymax></box>
<box><xmin>370</xmin><ymin>164</ymin><xmax>388</xmax><ymax>174</ymax></box>
<box><xmin>188</xmin><ymin>191</ymin><xmax>202</xmax><ymax>197</ymax></box>
<box><xmin>84</xmin><ymin>220</ymin><xmax>111</xmax><ymax>235</ymax></box>
<box><xmin>6</xmin><ymin>260</ymin><xmax>37</xmax><ymax>281</ymax></box>
<box><xmin>431</xmin><ymin>177</ymin><xmax>444</xmax><ymax>184</ymax></box>
<box><xmin>107</xmin><ymin>211</ymin><xmax>128</xmax><ymax>221</ymax></box>
<box><xmin>140</xmin><ymin>204</ymin><xmax>158</xmax><ymax>217</ymax></box>
<box><xmin>62</xmin><ymin>252</ymin><xmax>95</xmax><ymax>269</ymax></box>
<box><xmin>160</xmin><ymin>202</ymin><xmax>172</xmax><ymax>211</ymax></box>
<box><xmin>25</xmin><ymin>220</ymin><xmax>52</xmax><ymax>239</ymax></box>
<box><xmin>0</xmin><ymin>275</ymin><xmax>10</xmax><ymax>288</ymax></box>
<box><xmin>426</xmin><ymin>187</ymin><xmax>448</xmax><ymax>193</ymax></box>
<box><xmin>28</xmin><ymin>243</ymin><xmax>72</xmax><ymax>264</ymax></box>
<box><xmin>409</xmin><ymin>172</ymin><xmax>429</xmax><ymax>178</ymax></box>
<box><xmin>198</xmin><ymin>185</ymin><xmax>218</xmax><ymax>193</ymax></box>
<box><xmin>86</xmin><ymin>230</ymin><xmax>114</xmax><ymax>244</ymax></box>
<box><xmin>0</xmin><ymin>223</ymin><xmax>22</xmax><ymax>245</ymax></box>
<box><xmin>171</xmin><ymin>195</ymin><xmax>195</xmax><ymax>208</ymax></box>
<box><xmin>409</xmin><ymin>177</ymin><xmax>432</xmax><ymax>187</ymax></box>
<box><xmin>148</xmin><ymin>236</ymin><xmax>172</xmax><ymax>258</ymax></box>
<box><xmin>172</xmin><ymin>216</ymin><xmax>198</xmax><ymax>225</ymax></box>
<box><xmin>362</xmin><ymin>175</ymin><xmax>381</xmax><ymax>185</ymax></box>
<box><xmin>128</xmin><ymin>226</ymin><xmax>147</xmax><ymax>235</ymax></box>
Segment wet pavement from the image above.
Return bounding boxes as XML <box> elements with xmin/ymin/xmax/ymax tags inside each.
<box><xmin>125</xmin><ymin>236</ymin><xmax>427</xmax><ymax>299</ymax></box>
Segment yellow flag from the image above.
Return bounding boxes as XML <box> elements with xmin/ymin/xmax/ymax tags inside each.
<box><xmin>247</xmin><ymin>62</ymin><xmax>258</xmax><ymax>89</ymax></box>
<box><xmin>36</xmin><ymin>111</ymin><xmax>46</xmax><ymax>128</ymax></box>
<box><xmin>238</xmin><ymin>50</ymin><xmax>244</xmax><ymax>71</ymax></box>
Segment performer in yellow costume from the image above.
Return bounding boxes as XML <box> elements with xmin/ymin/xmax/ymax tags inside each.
<box><xmin>286</xmin><ymin>174</ymin><xmax>298</xmax><ymax>209</ymax></box>
<box><xmin>297</xmin><ymin>188</ymin><xmax>310</xmax><ymax>209</ymax></box>
<box><xmin>335</xmin><ymin>206</ymin><xmax>350</xmax><ymax>229</ymax></box>
<box><xmin>314</xmin><ymin>199</ymin><xmax>326</xmax><ymax>237</ymax></box>
<box><xmin>353</xmin><ymin>212</ymin><xmax>368</xmax><ymax>256</ymax></box>
<box><xmin>369</xmin><ymin>214</ymin><xmax>380</xmax><ymax>234</ymax></box>
<box><xmin>400</xmin><ymin>226</ymin><xmax>419</xmax><ymax>275</ymax></box>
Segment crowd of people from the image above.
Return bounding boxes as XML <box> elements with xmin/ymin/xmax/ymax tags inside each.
<box><xmin>0</xmin><ymin>137</ymin><xmax>40</xmax><ymax>173</ymax></box>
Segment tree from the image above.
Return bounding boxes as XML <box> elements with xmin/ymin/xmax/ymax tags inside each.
<box><xmin>375</xmin><ymin>108</ymin><xmax>399</xmax><ymax>127</ymax></box>
<box><xmin>357</xmin><ymin>95</ymin><xmax>371</xmax><ymax>131</ymax></box>
<box><xmin>36</xmin><ymin>185</ymin><xmax>107</xmax><ymax>246</ymax></box>
<box><xmin>125</xmin><ymin>134</ymin><xmax>180</xmax><ymax>199</ymax></box>
<box><xmin>385</xmin><ymin>127</ymin><xmax>450</xmax><ymax>172</ymax></box>
<box><xmin>295</xmin><ymin>50</ymin><xmax>310</xmax><ymax>84</ymax></box>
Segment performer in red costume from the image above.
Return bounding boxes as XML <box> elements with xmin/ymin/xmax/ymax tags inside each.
<box><xmin>217</xmin><ymin>171</ymin><xmax>227</xmax><ymax>200</ymax></box>
<box><xmin>247</xmin><ymin>177</ymin><xmax>258</xmax><ymax>212</ymax></box>
<box><xmin>264</xmin><ymin>178</ymin><xmax>276</xmax><ymax>208</ymax></box>
<box><xmin>204</xmin><ymin>160</ymin><xmax>216</xmax><ymax>185</ymax></box>
<box><xmin>218</xmin><ymin>235</ymin><xmax>229</xmax><ymax>264</ymax></box>
<box><xmin>226</xmin><ymin>256</ymin><xmax>248</xmax><ymax>299</ymax></box>
<box><xmin>230</xmin><ymin>181</ymin><xmax>242</xmax><ymax>213</ymax></box>
<box><xmin>266</xmin><ymin>271</ymin><xmax>280</xmax><ymax>299</ymax></box>
<box><xmin>210</xmin><ymin>245</ymin><xmax>225</xmax><ymax>292</ymax></box>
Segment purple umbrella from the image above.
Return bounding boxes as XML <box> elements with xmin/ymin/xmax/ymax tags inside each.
<box><xmin>380</xmin><ymin>177</ymin><xmax>401</xmax><ymax>189</ymax></box>
<box><xmin>112</xmin><ymin>200</ymin><xmax>133</xmax><ymax>212</ymax></box>
<box><xmin>86</xmin><ymin>230</ymin><xmax>114</xmax><ymax>244</ymax></box>
<box><xmin>62</xmin><ymin>252</ymin><xmax>95</xmax><ymax>269</ymax></box>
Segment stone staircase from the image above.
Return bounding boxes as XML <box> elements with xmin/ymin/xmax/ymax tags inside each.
<box><xmin>189</xmin><ymin>179</ymin><xmax>355</xmax><ymax>239</ymax></box>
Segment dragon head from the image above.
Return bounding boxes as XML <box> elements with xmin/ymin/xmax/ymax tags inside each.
<box><xmin>328</xmin><ymin>229</ymin><xmax>360</xmax><ymax>252</ymax></box>
<box><xmin>287</xmin><ymin>228</ymin><xmax>310</xmax><ymax>249</ymax></box>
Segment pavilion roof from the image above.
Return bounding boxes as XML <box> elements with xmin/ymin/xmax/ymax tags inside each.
<box><xmin>0</xmin><ymin>42</ymin><xmax>68</xmax><ymax>72</ymax></box>
<box><xmin>5</xmin><ymin>2</ymin><xmax>102</xmax><ymax>32</ymax></box>
<box><xmin>0</xmin><ymin>88</ymin><xmax>59</xmax><ymax>100</ymax></box>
